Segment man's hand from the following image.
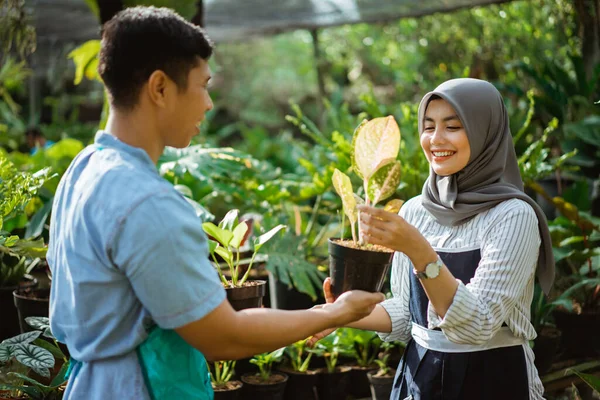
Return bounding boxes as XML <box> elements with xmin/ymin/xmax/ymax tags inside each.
<box><xmin>307</xmin><ymin>278</ymin><xmax>383</xmax><ymax>346</ymax></box>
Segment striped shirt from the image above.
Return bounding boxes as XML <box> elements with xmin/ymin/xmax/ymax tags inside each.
<box><xmin>379</xmin><ymin>195</ymin><xmax>545</xmax><ymax>399</ymax></box>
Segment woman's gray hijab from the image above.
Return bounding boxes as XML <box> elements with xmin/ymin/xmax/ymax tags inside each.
<box><xmin>418</xmin><ymin>78</ymin><xmax>554</xmax><ymax>294</ymax></box>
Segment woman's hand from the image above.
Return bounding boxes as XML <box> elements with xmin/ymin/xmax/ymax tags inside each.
<box><xmin>358</xmin><ymin>205</ymin><xmax>436</xmax><ymax>269</ymax></box>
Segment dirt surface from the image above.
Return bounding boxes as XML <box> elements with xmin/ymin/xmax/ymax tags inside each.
<box><xmin>213</xmin><ymin>381</ymin><xmax>242</xmax><ymax>391</ymax></box>
<box><xmin>243</xmin><ymin>373</ymin><xmax>287</xmax><ymax>385</ymax></box>
<box><xmin>333</xmin><ymin>239</ymin><xmax>393</xmax><ymax>253</ymax></box>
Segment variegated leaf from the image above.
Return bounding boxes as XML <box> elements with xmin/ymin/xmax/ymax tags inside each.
<box><xmin>353</xmin><ymin>116</ymin><xmax>401</xmax><ymax>181</ymax></box>
<box><xmin>0</xmin><ymin>344</ymin><xmax>14</xmax><ymax>362</ymax></box>
<box><xmin>332</xmin><ymin>169</ymin><xmax>357</xmax><ymax>225</ymax></box>
<box><xmin>350</xmin><ymin>119</ymin><xmax>368</xmax><ymax>180</ymax></box>
<box><xmin>25</xmin><ymin>317</ymin><xmax>50</xmax><ymax>331</ymax></box>
<box><xmin>1</xmin><ymin>331</ymin><xmax>41</xmax><ymax>346</ymax></box>
<box><xmin>14</xmin><ymin>344</ymin><xmax>55</xmax><ymax>375</ymax></box>
<box><xmin>367</xmin><ymin>161</ymin><xmax>402</xmax><ymax>206</ymax></box>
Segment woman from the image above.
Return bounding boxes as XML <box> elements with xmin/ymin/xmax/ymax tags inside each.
<box><xmin>311</xmin><ymin>78</ymin><xmax>554</xmax><ymax>399</ymax></box>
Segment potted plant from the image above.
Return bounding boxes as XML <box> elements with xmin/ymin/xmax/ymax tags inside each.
<box><xmin>329</xmin><ymin>116</ymin><xmax>402</xmax><ymax>297</ymax></box>
<box><xmin>0</xmin><ymin>317</ymin><xmax>69</xmax><ymax>399</ymax></box>
<box><xmin>278</xmin><ymin>339</ymin><xmax>319</xmax><ymax>400</ymax></box>
<box><xmin>336</xmin><ymin>328</ymin><xmax>381</xmax><ymax>398</ymax></box>
<box><xmin>309</xmin><ymin>331</ymin><xmax>353</xmax><ymax>400</ymax></box>
<box><xmin>209</xmin><ymin>360</ymin><xmax>243</xmax><ymax>400</ymax></box>
<box><xmin>241</xmin><ymin>348</ymin><xmax>288</xmax><ymax>400</ymax></box>
<box><xmin>0</xmin><ymin>155</ymin><xmax>52</xmax><ymax>340</ymax></box>
<box><xmin>530</xmin><ymin>284</ymin><xmax>562</xmax><ymax>375</ymax></box>
<box><xmin>202</xmin><ymin>209</ymin><xmax>285</xmax><ymax>310</ymax></box>
<box><xmin>367</xmin><ymin>341</ymin><xmax>398</xmax><ymax>400</ymax></box>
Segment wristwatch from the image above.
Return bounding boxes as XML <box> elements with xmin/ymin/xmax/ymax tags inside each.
<box><xmin>413</xmin><ymin>256</ymin><xmax>444</xmax><ymax>280</ymax></box>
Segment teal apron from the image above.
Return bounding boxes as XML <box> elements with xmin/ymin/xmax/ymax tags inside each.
<box><xmin>67</xmin><ymin>326</ymin><xmax>214</xmax><ymax>399</ymax></box>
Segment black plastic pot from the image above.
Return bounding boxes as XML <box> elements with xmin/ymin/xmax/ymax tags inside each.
<box><xmin>328</xmin><ymin>239</ymin><xmax>393</xmax><ymax>297</ymax></box>
<box><xmin>553</xmin><ymin>309</ymin><xmax>600</xmax><ymax>359</ymax></box>
<box><xmin>367</xmin><ymin>370</ymin><xmax>395</xmax><ymax>400</ymax></box>
<box><xmin>278</xmin><ymin>367</ymin><xmax>319</xmax><ymax>400</ymax></box>
<box><xmin>226</xmin><ymin>280</ymin><xmax>266</xmax><ymax>311</ymax></box>
<box><xmin>213</xmin><ymin>381</ymin><xmax>243</xmax><ymax>400</ymax></box>
<box><xmin>533</xmin><ymin>326</ymin><xmax>562</xmax><ymax>375</ymax></box>
<box><xmin>13</xmin><ymin>287</ymin><xmax>50</xmax><ymax>334</ymax></box>
<box><xmin>349</xmin><ymin>364</ymin><xmax>378</xmax><ymax>398</ymax></box>
<box><xmin>241</xmin><ymin>372</ymin><xmax>288</xmax><ymax>400</ymax></box>
<box><xmin>268</xmin><ymin>274</ymin><xmax>323</xmax><ymax>310</ymax></box>
<box><xmin>0</xmin><ymin>275</ymin><xmax>38</xmax><ymax>341</ymax></box>
<box><xmin>316</xmin><ymin>366</ymin><xmax>351</xmax><ymax>400</ymax></box>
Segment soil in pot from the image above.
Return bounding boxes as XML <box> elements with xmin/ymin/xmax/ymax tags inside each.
<box><xmin>213</xmin><ymin>380</ymin><xmax>243</xmax><ymax>400</ymax></box>
<box><xmin>241</xmin><ymin>372</ymin><xmax>288</xmax><ymax>400</ymax></box>
<box><xmin>278</xmin><ymin>366</ymin><xmax>319</xmax><ymax>400</ymax></box>
<box><xmin>348</xmin><ymin>364</ymin><xmax>378</xmax><ymax>398</ymax></box>
<box><xmin>328</xmin><ymin>238</ymin><xmax>393</xmax><ymax>297</ymax></box>
<box><xmin>315</xmin><ymin>366</ymin><xmax>352</xmax><ymax>400</ymax></box>
<box><xmin>225</xmin><ymin>280</ymin><xmax>266</xmax><ymax>311</ymax></box>
<box><xmin>13</xmin><ymin>287</ymin><xmax>50</xmax><ymax>334</ymax></box>
<box><xmin>553</xmin><ymin>309</ymin><xmax>600</xmax><ymax>359</ymax></box>
<box><xmin>367</xmin><ymin>369</ymin><xmax>396</xmax><ymax>400</ymax></box>
<box><xmin>0</xmin><ymin>275</ymin><xmax>38</xmax><ymax>341</ymax></box>
<box><xmin>533</xmin><ymin>326</ymin><xmax>562</xmax><ymax>375</ymax></box>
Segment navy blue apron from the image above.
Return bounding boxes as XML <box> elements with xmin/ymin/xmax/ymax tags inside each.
<box><xmin>390</xmin><ymin>249</ymin><xmax>530</xmax><ymax>400</ymax></box>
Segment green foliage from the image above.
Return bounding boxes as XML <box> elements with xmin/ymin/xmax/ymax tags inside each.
<box><xmin>203</xmin><ymin>209</ymin><xmax>285</xmax><ymax>287</ymax></box>
<box><xmin>249</xmin><ymin>348</ymin><xmax>285</xmax><ymax>381</ymax></box>
<box><xmin>0</xmin><ymin>317</ymin><xmax>68</xmax><ymax>400</ymax></box>
<box><xmin>569</xmin><ymin>368</ymin><xmax>600</xmax><ymax>394</ymax></box>
<box><xmin>285</xmin><ymin>339</ymin><xmax>313</xmax><ymax>373</ymax></box>
<box><xmin>0</xmin><ymin>155</ymin><xmax>54</xmax><ymax>287</ymax></box>
<box><xmin>209</xmin><ymin>360</ymin><xmax>237</xmax><ymax>387</ymax></box>
<box><xmin>336</xmin><ymin>328</ymin><xmax>381</xmax><ymax>367</ymax></box>
<box><xmin>374</xmin><ymin>341</ymin><xmax>398</xmax><ymax>376</ymax></box>
<box><xmin>0</xmin><ymin>0</ymin><xmax>36</xmax><ymax>65</ymax></box>
<box><xmin>308</xmin><ymin>331</ymin><xmax>352</xmax><ymax>373</ymax></box>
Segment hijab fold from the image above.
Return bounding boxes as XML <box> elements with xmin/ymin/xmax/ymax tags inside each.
<box><xmin>419</xmin><ymin>78</ymin><xmax>554</xmax><ymax>295</ymax></box>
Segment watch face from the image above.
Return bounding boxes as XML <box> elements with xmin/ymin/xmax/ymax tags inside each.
<box><xmin>425</xmin><ymin>262</ymin><xmax>441</xmax><ymax>279</ymax></box>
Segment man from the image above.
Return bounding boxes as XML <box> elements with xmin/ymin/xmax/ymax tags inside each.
<box><xmin>47</xmin><ymin>6</ymin><xmax>383</xmax><ymax>399</ymax></box>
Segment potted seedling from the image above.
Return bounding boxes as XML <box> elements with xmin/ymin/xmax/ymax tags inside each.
<box><xmin>0</xmin><ymin>317</ymin><xmax>69</xmax><ymax>400</ymax></box>
<box><xmin>309</xmin><ymin>331</ymin><xmax>353</xmax><ymax>400</ymax></box>
<box><xmin>279</xmin><ymin>339</ymin><xmax>319</xmax><ymax>400</ymax></box>
<box><xmin>367</xmin><ymin>341</ymin><xmax>397</xmax><ymax>400</ymax></box>
<box><xmin>337</xmin><ymin>328</ymin><xmax>381</xmax><ymax>398</ymax></box>
<box><xmin>209</xmin><ymin>360</ymin><xmax>243</xmax><ymax>400</ymax></box>
<box><xmin>241</xmin><ymin>348</ymin><xmax>288</xmax><ymax>400</ymax></box>
<box><xmin>329</xmin><ymin>116</ymin><xmax>402</xmax><ymax>297</ymax></box>
<box><xmin>203</xmin><ymin>209</ymin><xmax>285</xmax><ymax>310</ymax></box>
<box><xmin>1</xmin><ymin>155</ymin><xmax>53</xmax><ymax>340</ymax></box>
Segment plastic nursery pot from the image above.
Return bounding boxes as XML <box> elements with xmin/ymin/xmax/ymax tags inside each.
<box><xmin>13</xmin><ymin>287</ymin><xmax>50</xmax><ymax>334</ymax></box>
<box><xmin>349</xmin><ymin>364</ymin><xmax>379</xmax><ymax>398</ymax></box>
<box><xmin>241</xmin><ymin>372</ymin><xmax>288</xmax><ymax>400</ymax></box>
<box><xmin>0</xmin><ymin>275</ymin><xmax>38</xmax><ymax>341</ymax></box>
<box><xmin>278</xmin><ymin>367</ymin><xmax>319</xmax><ymax>400</ymax></box>
<box><xmin>367</xmin><ymin>370</ymin><xmax>396</xmax><ymax>400</ymax></box>
<box><xmin>213</xmin><ymin>381</ymin><xmax>243</xmax><ymax>400</ymax></box>
<box><xmin>552</xmin><ymin>309</ymin><xmax>600</xmax><ymax>359</ymax></box>
<box><xmin>328</xmin><ymin>238</ymin><xmax>393</xmax><ymax>298</ymax></box>
<box><xmin>533</xmin><ymin>326</ymin><xmax>562</xmax><ymax>375</ymax></box>
<box><xmin>225</xmin><ymin>280</ymin><xmax>267</xmax><ymax>311</ymax></box>
<box><xmin>315</xmin><ymin>366</ymin><xmax>352</xmax><ymax>400</ymax></box>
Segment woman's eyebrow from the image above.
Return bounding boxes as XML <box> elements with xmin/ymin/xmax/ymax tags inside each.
<box><xmin>423</xmin><ymin>115</ymin><xmax>460</xmax><ymax>122</ymax></box>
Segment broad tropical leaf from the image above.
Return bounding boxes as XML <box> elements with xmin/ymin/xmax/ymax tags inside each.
<box><xmin>25</xmin><ymin>317</ymin><xmax>50</xmax><ymax>331</ymax></box>
<box><xmin>202</xmin><ymin>222</ymin><xmax>234</xmax><ymax>247</ymax></box>
<box><xmin>353</xmin><ymin>116</ymin><xmax>401</xmax><ymax>181</ymax></box>
<box><xmin>219</xmin><ymin>209</ymin><xmax>239</xmax><ymax>231</ymax></box>
<box><xmin>14</xmin><ymin>344</ymin><xmax>55</xmax><ymax>377</ymax></box>
<box><xmin>367</xmin><ymin>161</ymin><xmax>402</xmax><ymax>205</ymax></box>
<box><xmin>0</xmin><ymin>344</ymin><xmax>14</xmax><ymax>362</ymax></box>
<box><xmin>230</xmin><ymin>222</ymin><xmax>249</xmax><ymax>249</ymax></box>
<box><xmin>254</xmin><ymin>225</ymin><xmax>286</xmax><ymax>253</ymax></box>
<box><xmin>332</xmin><ymin>169</ymin><xmax>357</xmax><ymax>225</ymax></box>
<box><xmin>2</xmin><ymin>331</ymin><xmax>41</xmax><ymax>346</ymax></box>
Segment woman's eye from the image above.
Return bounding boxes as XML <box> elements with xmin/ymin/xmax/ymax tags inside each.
<box><xmin>447</xmin><ymin>126</ymin><xmax>460</xmax><ymax>130</ymax></box>
<box><xmin>424</xmin><ymin>126</ymin><xmax>434</xmax><ymax>131</ymax></box>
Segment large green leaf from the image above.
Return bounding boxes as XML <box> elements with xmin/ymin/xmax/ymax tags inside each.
<box><xmin>254</xmin><ymin>225</ymin><xmax>286</xmax><ymax>253</ymax></box>
<box><xmin>14</xmin><ymin>344</ymin><xmax>55</xmax><ymax>377</ymax></box>
<box><xmin>0</xmin><ymin>344</ymin><xmax>14</xmax><ymax>362</ymax></box>
<box><xmin>332</xmin><ymin>169</ymin><xmax>357</xmax><ymax>225</ymax></box>
<box><xmin>68</xmin><ymin>40</ymin><xmax>101</xmax><ymax>85</ymax></box>
<box><xmin>367</xmin><ymin>160</ymin><xmax>402</xmax><ymax>205</ymax></box>
<box><xmin>230</xmin><ymin>222</ymin><xmax>249</xmax><ymax>249</ymax></box>
<box><xmin>24</xmin><ymin>199</ymin><xmax>52</xmax><ymax>239</ymax></box>
<box><xmin>353</xmin><ymin>116</ymin><xmax>401</xmax><ymax>181</ymax></box>
<box><xmin>219</xmin><ymin>209</ymin><xmax>239</xmax><ymax>231</ymax></box>
<box><xmin>2</xmin><ymin>331</ymin><xmax>41</xmax><ymax>346</ymax></box>
<box><xmin>570</xmin><ymin>369</ymin><xmax>600</xmax><ymax>393</ymax></box>
<box><xmin>202</xmin><ymin>222</ymin><xmax>233</xmax><ymax>247</ymax></box>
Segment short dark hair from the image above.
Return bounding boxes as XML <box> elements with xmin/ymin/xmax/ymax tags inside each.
<box><xmin>98</xmin><ymin>6</ymin><xmax>213</xmax><ymax>110</ymax></box>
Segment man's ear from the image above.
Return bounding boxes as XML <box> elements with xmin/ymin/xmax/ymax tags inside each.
<box><xmin>147</xmin><ymin>70</ymin><xmax>170</xmax><ymax>108</ymax></box>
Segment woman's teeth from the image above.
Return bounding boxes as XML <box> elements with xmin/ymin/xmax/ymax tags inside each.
<box><xmin>433</xmin><ymin>151</ymin><xmax>455</xmax><ymax>157</ymax></box>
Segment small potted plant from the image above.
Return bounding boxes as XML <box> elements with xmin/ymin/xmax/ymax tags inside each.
<box><xmin>1</xmin><ymin>155</ymin><xmax>53</xmax><ymax>340</ymax></box>
<box><xmin>530</xmin><ymin>284</ymin><xmax>562</xmax><ymax>374</ymax></box>
<box><xmin>309</xmin><ymin>331</ymin><xmax>353</xmax><ymax>400</ymax></box>
<box><xmin>0</xmin><ymin>317</ymin><xmax>69</xmax><ymax>399</ymax></box>
<box><xmin>209</xmin><ymin>360</ymin><xmax>243</xmax><ymax>400</ymax></box>
<box><xmin>241</xmin><ymin>348</ymin><xmax>288</xmax><ymax>400</ymax></box>
<box><xmin>367</xmin><ymin>341</ymin><xmax>397</xmax><ymax>400</ymax></box>
<box><xmin>329</xmin><ymin>116</ymin><xmax>402</xmax><ymax>297</ymax></box>
<box><xmin>279</xmin><ymin>339</ymin><xmax>319</xmax><ymax>400</ymax></box>
<box><xmin>336</xmin><ymin>328</ymin><xmax>381</xmax><ymax>398</ymax></box>
<box><xmin>203</xmin><ymin>209</ymin><xmax>285</xmax><ymax>310</ymax></box>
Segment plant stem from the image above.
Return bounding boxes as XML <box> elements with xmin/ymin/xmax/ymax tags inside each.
<box><xmin>239</xmin><ymin>252</ymin><xmax>257</xmax><ymax>285</ymax></box>
<box><xmin>210</xmin><ymin>253</ymin><xmax>229</xmax><ymax>286</ymax></box>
